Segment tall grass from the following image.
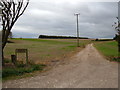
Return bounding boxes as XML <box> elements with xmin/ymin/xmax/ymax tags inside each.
<box><xmin>3</xmin><ymin>64</ymin><xmax>46</xmax><ymax>79</ymax></box>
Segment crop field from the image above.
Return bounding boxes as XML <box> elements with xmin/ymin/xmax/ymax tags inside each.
<box><xmin>94</xmin><ymin>41</ymin><xmax>118</xmax><ymax>61</ymax></box>
<box><xmin>4</xmin><ymin>38</ymin><xmax>91</xmax><ymax>65</ymax></box>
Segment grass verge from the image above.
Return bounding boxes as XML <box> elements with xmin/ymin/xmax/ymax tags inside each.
<box><xmin>3</xmin><ymin>64</ymin><xmax>46</xmax><ymax>81</ymax></box>
<box><xmin>94</xmin><ymin>41</ymin><xmax>119</xmax><ymax>62</ymax></box>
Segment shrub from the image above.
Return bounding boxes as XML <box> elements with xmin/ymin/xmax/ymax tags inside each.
<box><xmin>112</xmin><ymin>57</ymin><xmax>120</xmax><ymax>62</ymax></box>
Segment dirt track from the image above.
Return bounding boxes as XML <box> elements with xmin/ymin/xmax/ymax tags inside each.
<box><xmin>3</xmin><ymin>44</ymin><xmax>118</xmax><ymax>88</ymax></box>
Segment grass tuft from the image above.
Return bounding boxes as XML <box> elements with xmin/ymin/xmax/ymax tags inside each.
<box><xmin>2</xmin><ymin>64</ymin><xmax>46</xmax><ymax>79</ymax></box>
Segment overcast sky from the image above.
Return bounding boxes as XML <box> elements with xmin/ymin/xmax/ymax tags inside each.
<box><xmin>11</xmin><ymin>0</ymin><xmax>118</xmax><ymax>38</ymax></box>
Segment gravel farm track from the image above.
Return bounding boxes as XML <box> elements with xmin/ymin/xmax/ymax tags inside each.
<box><xmin>3</xmin><ymin>44</ymin><xmax>118</xmax><ymax>88</ymax></box>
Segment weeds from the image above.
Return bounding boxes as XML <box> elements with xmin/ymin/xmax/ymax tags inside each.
<box><xmin>2</xmin><ymin>64</ymin><xmax>46</xmax><ymax>78</ymax></box>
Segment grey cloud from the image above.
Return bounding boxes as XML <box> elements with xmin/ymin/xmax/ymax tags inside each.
<box><xmin>12</xmin><ymin>1</ymin><xmax>118</xmax><ymax>38</ymax></box>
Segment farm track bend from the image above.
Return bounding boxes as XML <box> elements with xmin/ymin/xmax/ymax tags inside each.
<box><xmin>3</xmin><ymin>44</ymin><xmax>118</xmax><ymax>88</ymax></box>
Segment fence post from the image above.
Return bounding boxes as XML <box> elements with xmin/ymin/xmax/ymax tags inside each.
<box><xmin>11</xmin><ymin>55</ymin><xmax>16</xmax><ymax>65</ymax></box>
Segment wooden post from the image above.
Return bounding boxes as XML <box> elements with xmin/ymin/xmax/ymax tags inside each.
<box><xmin>26</xmin><ymin>50</ymin><xmax>28</xmax><ymax>64</ymax></box>
<box><xmin>11</xmin><ymin>55</ymin><xmax>16</xmax><ymax>65</ymax></box>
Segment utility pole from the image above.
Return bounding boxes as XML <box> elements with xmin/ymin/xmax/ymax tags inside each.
<box><xmin>74</xmin><ymin>13</ymin><xmax>80</xmax><ymax>47</ymax></box>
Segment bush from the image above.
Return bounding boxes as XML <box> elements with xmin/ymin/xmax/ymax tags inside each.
<box><xmin>112</xmin><ymin>57</ymin><xmax>120</xmax><ymax>62</ymax></box>
<box><xmin>95</xmin><ymin>38</ymin><xmax>98</xmax><ymax>41</ymax></box>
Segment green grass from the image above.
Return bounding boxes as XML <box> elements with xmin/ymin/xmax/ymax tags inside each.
<box><xmin>4</xmin><ymin>58</ymin><xmax>12</xmax><ymax>63</ymax></box>
<box><xmin>5</xmin><ymin>38</ymin><xmax>91</xmax><ymax>64</ymax></box>
<box><xmin>12</xmin><ymin>38</ymin><xmax>74</xmax><ymax>44</ymax></box>
<box><xmin>94</xmin><ymin>41</ymin><xmax>119</xmax><ymax>61</ymax></box>
<box><xmin>3</xmin><ymin>39</ymin><xmax>91</xmax><ymax>80</ymax></box>
<box><xmin>3</xmin><ymin>64</ymin><xmax>46</xmax><ymax>80</ymax></box>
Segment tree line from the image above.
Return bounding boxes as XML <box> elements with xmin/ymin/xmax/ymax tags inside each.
<box><xmin>39</xmin><ymin>35</ymin><xmax>89</xmax><ymax>39</ymax></box>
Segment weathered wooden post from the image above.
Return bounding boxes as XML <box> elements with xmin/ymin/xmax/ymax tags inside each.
<box><xmin>11</xmin><ymin>55</ymin><xmax>16</xmax><ymax>65</ymax></box>
<box><xmin>26</xmin><ymin>49</ymin><xmax>28</xmax><ymax>64</ymax></box>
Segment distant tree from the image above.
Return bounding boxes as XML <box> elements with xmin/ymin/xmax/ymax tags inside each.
<box><xmin>95</xmin><ymin>38</ymin><xmax>98</xmax><ymax>41</ymax></box>
<box><xmin>113</xmin><ymin>17</ymin><xmax>120</xmax><ymax>58</ymax></box>
<box><xmin>0</xmin><ymin>0</ymin><xmax>29</xmax><ymax>66</ymax></box>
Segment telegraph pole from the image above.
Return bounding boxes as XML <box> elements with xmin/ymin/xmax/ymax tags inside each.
<box><xmin>74</xmin><ymin>13</ymin><xmax>80</xmax><ymax>47</ymax></box>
